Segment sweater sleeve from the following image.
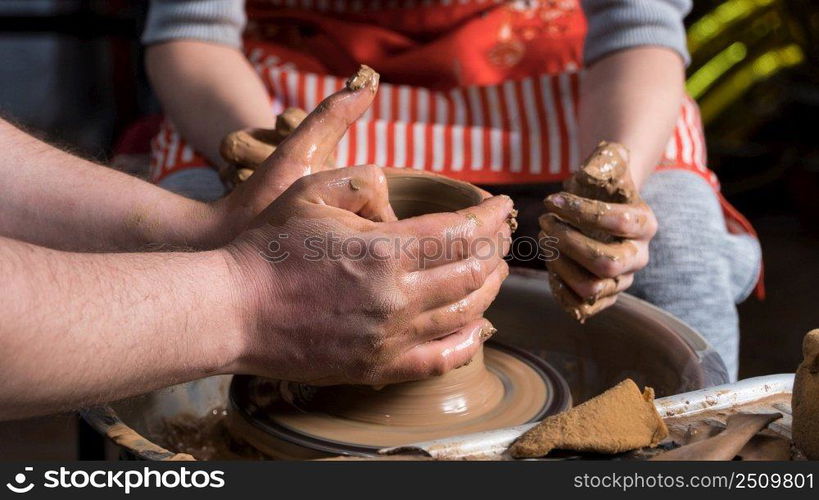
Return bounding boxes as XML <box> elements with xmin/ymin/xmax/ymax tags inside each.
<box><xmin>142</xmin><ymin>0</ymin><xmax>246</xmax><ymax>48</ymax></box>
<box><xmin>581</xmin><ymin>0</ymin><xmax>692</xmax><ymax>66</ymax></box>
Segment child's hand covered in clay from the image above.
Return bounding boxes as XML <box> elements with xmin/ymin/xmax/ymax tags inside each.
<box><xmin>225</xmin><ymin>165</ymin><xmax>513</xmax><ymax>385</ymax></box>
<box><xmin>538</xmin><ymin>142</ymin><xmax>658</xmax><ymax>322</ymax></box>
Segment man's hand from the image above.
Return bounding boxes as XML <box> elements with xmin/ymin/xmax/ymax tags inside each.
<box><xmin>202</xmin><ymin>66</ymin><xmax>380</xmax><ymax>248</ymax></box>
<box><xmin>0</xmin><ymin>164</ymin><xmax>512</xmax><ymax>420</ymax></box>
<box><xmin>224</xmin><ymin>165</ymin><xmax>513</xmax><ymax>386</ymax></box>
<box><xmin>539</xmin><ymin>142</ymin><xmax>657</xmax><ymax>321</ymax></box>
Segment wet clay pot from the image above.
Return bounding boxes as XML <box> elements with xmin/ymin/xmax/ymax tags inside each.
<box><xmin>224</xmin><ymin>168</ymin><xmax>568</xmax><ymax>458</ymax></box>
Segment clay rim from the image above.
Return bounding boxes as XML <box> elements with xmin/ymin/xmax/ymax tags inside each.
<box><xmin>228</xmin><ymin>341</ymin><xmax>572</xmax><ymax>457</ymax></box>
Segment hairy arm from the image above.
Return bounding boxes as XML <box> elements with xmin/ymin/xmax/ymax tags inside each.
<box><xmin>0</xmin><ymin>237</ymin><xmax>244</xmax><ymax>419</ymax></box>
<box><xmin>0</xmin><ymin>118</ymin><xmax>220</xmax><ymax>251</ymax></box>
<box><xmin>146</xmin><ymin>41</ymin><xmax>275</xmax><ymax>170</ymax></box>
<box><xmin>578</xmin><ymin>46</ymin><xmax>685</xmax><ymax>190</ymax></box>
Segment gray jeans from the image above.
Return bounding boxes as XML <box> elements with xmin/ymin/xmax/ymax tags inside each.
<box><xmin>160</xmin><ymin>167</ymin><xmax>761</xmax><ymax>381</ymax></box>
<box><xmin>631</xmin><ymin>170</ymin><xmax>761</xmax><ymax>381</ymax></box>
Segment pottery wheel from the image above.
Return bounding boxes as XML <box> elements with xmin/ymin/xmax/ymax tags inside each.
<box><xmin>228</xmin><ymin>343</ymin><xmax>571</xmax><ymax>457</ymax></box>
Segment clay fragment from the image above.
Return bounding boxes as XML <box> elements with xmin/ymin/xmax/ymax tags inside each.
<box><xmin>792</xmin><ymin>329</ymin><xmax>819</xmax><ymax>459</ymax></box>
<box><xmin>506</xmin><ymin>208</ymin><xmax>519</xmax><ymax>232</ymax></box>
<box><xmin>346</xmin><ymin>64</ymin><xmax>379</xmax><ymax>92</ymax></box>
<box><xmin>509</xmin><ymin>378</ymin><xmax>667</xmax><ymax>458</ymax></box>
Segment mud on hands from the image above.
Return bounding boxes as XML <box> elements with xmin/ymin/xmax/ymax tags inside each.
<box><xmin>206</xmin><ymin>65</ymin><xmax>382</xmax><ymax>246</ymax></box>
<box><xmin>225</xmin><ymin>165</ymin><xmax>515</xmax><ymax>386</ymax></box>
<box><xmin>539</xmin><ymin>142</ymin><xmax>658</xmax><ymax>322</ymax></box>
<box><xmin>214</xmin><ymin>66</ymin><xmax>516</xmax><ymax>385</ymax></box>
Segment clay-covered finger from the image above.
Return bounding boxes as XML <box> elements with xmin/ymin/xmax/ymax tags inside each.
<box><xmin>411</xmin><ymin>240</ymin><xmax>510</xmax><ymax>309</ymax></box>
<box><xmin>544</xmin><ymin>192</ymin><xmax>657</xmax><ymax>240</ymax></box>
<box><xmin>546</xmin><ymin>255</ymin><xmax>633</xmax><ymax>303</ymax></box>
<box><xmin>271</xmin><ymin>65</ymin><xmax>379</xmax><ymax>174</ymax></box>
<box><xmin>385</xmin><ymin>319</ymin><xmax>493</xmax><ymax>382</ymax></box>
<box><xmin>547</xmin><ymin>272</ymin><xmax>618</xmax><ymax>323</ymax></box>
<box><xmin>411</xmin><ymin>261</ymin><xmax>508</xmax><ymax>338</ymax></box>
<box><xmin>289</xmin><ymin>164</ymin><xmax>397</xmax><ymax>222</ymax></box>
<box><xmin>393</xmin><ymin>195</ymin><xmax>514</xmax><ymax>269</ymax></box>
<box><xmin>539</xmin><ymin>214</ymin><xmax>646</xmax><ymax>279</ymax></box>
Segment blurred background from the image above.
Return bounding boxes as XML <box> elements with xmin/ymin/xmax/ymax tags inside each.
<box><xmin>0</xmin><ymin>0</ymin><xmax>817</xmax><ymax>459</ymax></box>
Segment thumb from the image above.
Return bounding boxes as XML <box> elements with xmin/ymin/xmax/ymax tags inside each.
<box><xmin>237</xmin><ymin>65</ymin><xmax>380</xmax><ymax>205</ymax></box>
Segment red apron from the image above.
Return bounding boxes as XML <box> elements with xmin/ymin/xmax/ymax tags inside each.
<box><xmin>149</xmin><ymin>0</ymin><xmax>762</xmax><ymax>294</ymax></box>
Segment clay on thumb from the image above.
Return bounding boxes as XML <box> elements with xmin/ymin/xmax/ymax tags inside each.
<box><xmin>792</xmin><ymin>329</ymin><xmax>819</xmax><ymax>459</ymax></box>
<box><xmin>508</xmin><ymin>378</ymin><xmax>667</xmax><ymax>458</ymax></box>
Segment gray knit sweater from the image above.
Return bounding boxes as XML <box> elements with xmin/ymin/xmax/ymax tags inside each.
<box><xmin>142</xmin><ymin>0</ymin><xmax>691</xmax><ymax>65</ymax></box>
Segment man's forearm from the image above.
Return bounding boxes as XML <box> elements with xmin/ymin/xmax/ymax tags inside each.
<box><xmin>0</xmin><ymin>119</ymin><xmax>219</xmax><ymax>251</ymax></box>
<box><xmin>0</xmin><ymin>236</ymin><xmax>245</xmax><ymax>419</ymax></box>
<box><xmin>578</xmin><ymin>47</ymin><xmax>686</xmax><ymax>190</ymax></box>
<box><xmin>146</xmin><ymin>40</ymin><xmax>276</xmax><ymax>169</ymax></box>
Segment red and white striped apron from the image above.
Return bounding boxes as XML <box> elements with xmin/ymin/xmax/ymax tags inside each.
<box><xmin>149</xmin><ymin>0</ymin><xmax>761</xmax><ymax>293</ymax></box>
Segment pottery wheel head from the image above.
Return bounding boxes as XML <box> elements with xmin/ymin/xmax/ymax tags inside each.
<box><xmin>227</xmin><ymin>343</ymin><xmax>571</xmax><ymax>458</ymax></box>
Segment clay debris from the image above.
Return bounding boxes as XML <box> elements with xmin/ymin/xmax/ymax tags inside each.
<box><xmin>345</xmin><ymin>65</ymin><xmax>379</xmax><ymax>92</ymax></box>
<box><xmin>509</xmin><ymin>378</ymin><xmax>667</xmax><ymax>458</ymax></box>
<box><xmin>792</xmin><ymin>329</ymin><xmax>819</xmax><ymax>459</ymax></box>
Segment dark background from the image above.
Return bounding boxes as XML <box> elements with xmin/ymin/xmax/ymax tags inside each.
<box><xmin>0</xmin><ymin>0</ymin><xmax>817</xmax><ymax>460</ymax></box>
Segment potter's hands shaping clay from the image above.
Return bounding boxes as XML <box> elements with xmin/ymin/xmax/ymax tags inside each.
<box><xmin>509</xmin><ymin>378</ymin><xmax>668</xmax><ymax>458</ymax></box>
<box><xmin>224</xmin><ymin>165</ymin><xmax>514</xmax><ymax>386</ymax></box>
<box><xmin>792</xmin><ymin>329</ymin><xmax>819</xmax><ymax>459</ymax></box>
<box><xmin>198</xmin><ymin>65</ymin><xmax>380</xmax><ymax>248</ymax></box>
<box><xmin>539</xmin><ymin>142</ymin><xmax>658</xmax><ymax>321</ymax></box>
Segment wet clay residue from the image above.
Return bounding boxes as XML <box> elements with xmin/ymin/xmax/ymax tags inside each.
<box><xmin>345</xmin><ymin>64</ymin><xmax>379</xmax><ymax>92</ymax></box>
<box><xmin>509</xmin><ymin>378</ymin><xmax>667</xmax><ymax>458</ymax></box>
<box><xmin>506</xmin><ymin>208</ymin><xmax>519</xmax><ymax>232</ymax></box>
<box><xmin>152</xmin><ymin>411</ymin><xmax>267</xmax><ymax>461</ymax></box>
<box><xmin>792</xmin><ymin>329</ymin><xmax>819</xmax><ymax>459</ymax></box>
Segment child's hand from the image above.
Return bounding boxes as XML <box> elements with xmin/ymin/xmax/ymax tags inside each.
<box><xmin>538</xmin><ymin>142</ymin><xmax>657</xmax><ymax>322</ymax></box>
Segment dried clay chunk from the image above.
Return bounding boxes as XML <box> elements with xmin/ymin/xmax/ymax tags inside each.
<box><xmin>509</xmin><ymin>378</ymin><xmax>668</xmax><ymax>458</ymax></box>
<box><xmin>792</xmin><ymin>329</ymin><xmax>819</xmax><ymax>459</ymax></box>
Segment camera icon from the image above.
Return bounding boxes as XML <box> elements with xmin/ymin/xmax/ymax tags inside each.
<box><xmin>6</xmin><ymin>467</ymin><xmax>34</xmax><ymax>494</ymax></box>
